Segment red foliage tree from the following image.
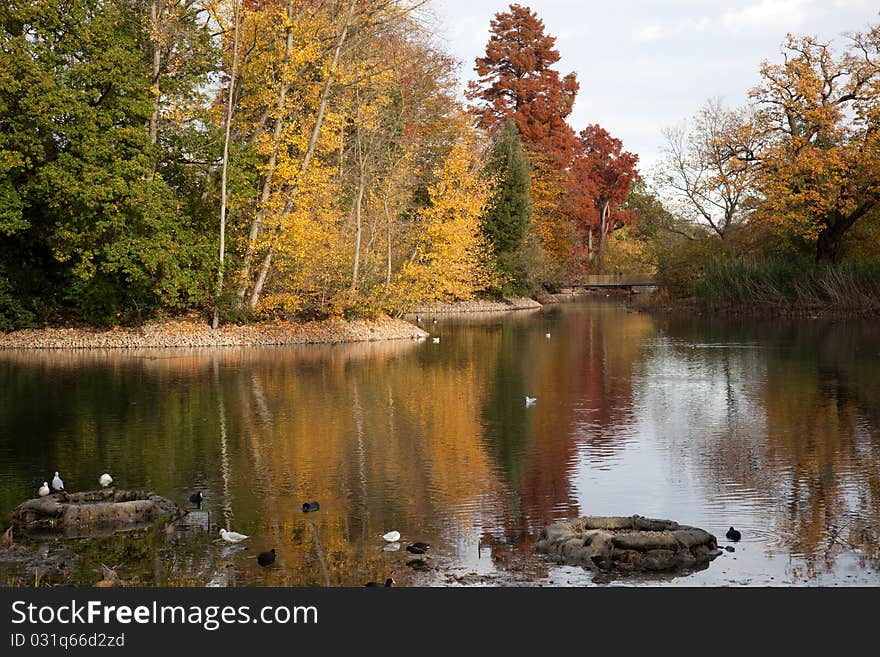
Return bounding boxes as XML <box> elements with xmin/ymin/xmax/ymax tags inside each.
<box><xmin>569</xmin><ymin>125</ymin><xmax>640</xmax><ymax>268</ymax></box>
<box><xmin>466</xmin><ymin>3</ymin><xmax>579</xmax><ymax>166</ymax></box>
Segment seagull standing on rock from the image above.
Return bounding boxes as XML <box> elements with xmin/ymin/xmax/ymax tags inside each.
<box><xmin>38</xmin><ymin>482</ymin><xmax>50</xmax><ymax>497</ymax></box>
<box><xmin>52</xmin><ymin>472</ymin><xmax>64</xmax><ymax>491</ymax></box>
<box><xmin>99</xmin><ymin>473</ymin><xmax>113</xmax><ymax>488</ymax></box>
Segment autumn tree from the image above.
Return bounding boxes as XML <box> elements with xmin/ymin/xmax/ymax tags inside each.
<box><xmin>482</xmin><ymin>119</ymin><xmax>533</xmax><ymax>293</ymax></box>
<box><xmin>751</xmin><ymin>30</ymin><xmax>880</xmax><ymax>263</ymax></box>
<box><xmin>656</xmin><ymin>99</ymin><xmax>762</xmax><ymax>240</ymax></box>
<box><xmin>385</xmin><ymin>132</ymin><xmax>499</xmax><ymax>312</ymax></box>
<box><xmin>569</xmin><ymin>125</ymin><xmax>640</xmax><ymax>269</ymax></box>
<box><xmin>466</xmin><ymin>3</ymin><xmax>579</xmax><ymax>166</ymax></box>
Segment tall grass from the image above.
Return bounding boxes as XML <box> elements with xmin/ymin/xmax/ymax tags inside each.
<box><xmin>695</xmin><ymin>257</ymin><xmax>880</xmax><ymax>310</ymax></box>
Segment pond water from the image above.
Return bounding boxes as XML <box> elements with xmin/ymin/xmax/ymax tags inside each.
<box><xmin>1</xmin><ymin>300</ymin><xmax>878</xmax><ymax>586</ymax></box>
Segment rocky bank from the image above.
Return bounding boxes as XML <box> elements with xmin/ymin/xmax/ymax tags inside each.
<box><xmin>0</xmin><ymin>316</ymin><xmax>429</xmax><ymax>350</ymax></box>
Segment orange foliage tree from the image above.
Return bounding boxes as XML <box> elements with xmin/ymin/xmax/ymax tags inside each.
<box><xmin>568</xmin><ymin>124</ymin><xmax>640</xmax><ymax>270</ymax></box>
<box><xmin>750</xmin><ymin>30</ymin><xmax>880</xmax><ymax>263</ymax></box>
<box><xmin>466</xmin><ymin>3</ymin><xmax>579</xmax><ymax>167</ymax></box>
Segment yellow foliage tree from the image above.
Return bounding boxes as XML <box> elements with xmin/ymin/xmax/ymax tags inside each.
<box><xmin>383</xmin><ymin>133</ymin><xmax>499</xmax><ymax>313</ymax></box>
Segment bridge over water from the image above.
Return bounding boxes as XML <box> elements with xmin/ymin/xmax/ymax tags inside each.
<box><xmin>561</xmin><ymin>274</ymin><xmax>658</xmax><ymax>291</ymax></box>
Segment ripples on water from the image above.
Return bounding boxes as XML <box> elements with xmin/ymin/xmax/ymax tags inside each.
<box><xmin>1</xmin><ymin>301</ymin><xmax>879</xmax><ymax>586</ymax></box>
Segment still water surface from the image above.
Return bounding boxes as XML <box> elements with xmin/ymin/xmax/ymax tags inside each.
<box><xmin>1</xmin><ymin>301</ymin><xmax>878</xmax><ymax>586</ymax></box>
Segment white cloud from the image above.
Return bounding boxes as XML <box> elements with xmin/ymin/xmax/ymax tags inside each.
<box><xmin>633</xmin><ymin>17</ymin><xmax>711</xmax><ymax>43</ymax></box>
<box><xmin>721</xmin><ymin>0</ymin><xmax>814</xmax><ymax>33</ymax></box>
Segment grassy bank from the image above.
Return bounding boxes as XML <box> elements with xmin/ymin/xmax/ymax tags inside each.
<box><xmin>638</xmin><ymin>257</ymin><xmax>880</xmax><ymax>317</ymax></box>
<box><xmin>695</xmin><ymin>258</ymin><xmax>880</xmax><ymax>312</ymax></box>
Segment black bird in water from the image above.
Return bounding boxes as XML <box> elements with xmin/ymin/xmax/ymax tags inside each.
<box><xmin>189</xmin><ymin>491</ymin><xmax>204</xmax><ymax>506</ymax></box>
<box><xmin>591</xmin><ymin>555</ymin><xmax>612</xmax><ymax>571</ymax></box>
<box><xmin>726</xmin><ymin>526</ymin><xmax>742</xmax><ymax>541</ymax></box>
<box><xmin>365</xmin><ymin>578</ymin><xmax>395</xmax><ymax>588</ymax></box>
<box><xmin>302</xmin><ymin>501</ymin><xmax>320</xmax><ymax>513</ymax></box>
<box><xmin>406</xmin><ymin>542</ymin><xmax>430</xmax><ymax>555</ymax></box>
<box><xmin>257</xmin><ymin>549</ymin><xmax>276</xmax><ymax>567</ymax></box>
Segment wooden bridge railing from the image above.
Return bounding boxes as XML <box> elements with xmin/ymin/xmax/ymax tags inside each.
<box><xmin>565</xmin><ymin>274</ymin><xmax>657</xmax><ymax>287</ymax></box>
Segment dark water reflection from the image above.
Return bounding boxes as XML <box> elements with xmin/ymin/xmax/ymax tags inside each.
<box><xmin>1</xmin><ymin>302</ymin><xmax>878</xmax><ymax>586</ymax></box>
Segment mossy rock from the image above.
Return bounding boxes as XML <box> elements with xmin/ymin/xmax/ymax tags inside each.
<box><xmin>537</xmin><ymin>515</ymin><xmax>718</xmax><ymax>574</ymax></box>
<box><xmin>12</xmin><ymin>489</ymin><xmax>181</xmax><ymax>537</ymax></box>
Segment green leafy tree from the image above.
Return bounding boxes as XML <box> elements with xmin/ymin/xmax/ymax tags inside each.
<box><xmin>0</xmin><ymin>0</ymin><xmax>215</xmax><ymax>325</ymax></box>
<box><xmin>482</xmin><ymin>120</ymin><xmax>533</xmax><ymax>293</ymax></box>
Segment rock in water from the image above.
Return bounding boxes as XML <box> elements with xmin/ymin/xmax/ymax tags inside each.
<box><xmin>536</xmin><ymin>515</ymin><xmax>718</xmax><ymax>574</ymax></box>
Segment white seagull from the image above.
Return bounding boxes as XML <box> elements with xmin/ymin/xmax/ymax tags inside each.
<box><xmin>432</xmin><ymin>337</ymin><xmax>440</xmax><ymax>344</ymax></box>
<box><xmin>545</xmin><ymin>332</ymin><xmax>551</xmax><ymax>339</ymax></box>
<box><xmin>52</xmin><ymin>472</ymin><xmax>64</xmax><ymax>491</ymax></box>
<box><xmin>382</xmin><ymin>530</ymin><xmax>401</xmax><ymax>542</ymax></box>
<box><xmin>38</xmin><ymin>482</ymin><xmax>50</xmax><ymax>497</ymax></box>
<box><xmin>219</xmin><ymin>528</ymin><xmax>249</xmax><ymax>543</ymax></box>
<box><xmin>525</xmin><ymin>396</ymin><xmax>537</xmax><ymax>407</ymax></box>
<box><xmin>99</xmin><ymin>473</ymin><xmax>113</xmax><ymax>488</ymax></box>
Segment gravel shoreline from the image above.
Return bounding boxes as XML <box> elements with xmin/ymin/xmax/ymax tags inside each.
<box><xmin>0</xmin><ymin>317</ymin><xmax>429</xmax><ymax>350</ymax></box>
<box><xmin>404</xmin><ymin>296</ymin><xmax>542</xmax><ymax>315</ymax></box>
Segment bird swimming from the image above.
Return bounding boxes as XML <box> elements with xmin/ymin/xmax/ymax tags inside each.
<box><xmin>406</xmin><ymin>542</ymin><xmax>430</xmax><ymax>555</ymax></box>
<box><xmin>189</xmin><ymin>491</ymin><xmax>204</xmax><ymax>505</ymax></box>
<box><xmin>726</xmin><ymin>527</ymin><xmax>742</xmax><ymax>541</ymax></box>
<box><xmin>99</xmin><ymin>473</ymin><xmax>113</xmax><ymax>488</ymax></box>
<box><xmin>52</xmin><ymin>472</ymin><xmax>64</xmax><ymax>491</ymax></box>
<box><xmin>525</xmin><ymin>396</ymin><xmax>537</xmax><ymax>406</ymax></box>
<box><xmin>38</xmin><ymin>482</ymin><xmax>50</xmax><ymax>497</ymax></box>
<box><xmin>257</xmin><ymin>549</ymin><xmax>276</xmax><ymax>567</ymax></box>
<box><xmin>432</xmin><ymin>337</ymin><xmax>440</xmax><ymax>344</ymax></box>
<box><xmin>302</xmin><ymin>501</ymin><xmax>320</xmax><ymax>512</ymax></box>
<box><xmin>220</xmin><ymin>528</ymin><xmax>249</xmax><ymax>543</ymax></box>
<box><xmin>382</xmin><ymin>530</ymin><xmax>401</xmax><ymax>542</ymax></box>
<box><xmin>545</xmin><ymin>332</ymin><xmax>551</xmax><ymax>339</ymax></box>
<box><xmin>365</xmin><ymin>578</ymin><xmax>395</xmax><ymax>587</ymax></box>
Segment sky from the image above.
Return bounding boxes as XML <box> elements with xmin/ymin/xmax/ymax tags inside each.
<box><xmin>429</xmin><ymin>0</ymin><xmax>880</xmax><ymax>171</ymax></box>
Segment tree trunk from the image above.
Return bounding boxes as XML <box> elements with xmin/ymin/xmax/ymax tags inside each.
<box><xmin>351</xmin><ymin>96</ymin><xmax>365</xmax><ymax>292</ymax></box>
<box><xmin>384</xmin><ymin>193</ymin><xmax>392</xmax><ymax>285</ymax></box>
<box><xmin>351</xmin><ymin>175</ymin><xmax>366</xmax><ymax>291</ymax></box>
<box><xmin>597</xmin><ymin>199</ymin><xmax>610</xmax><ymax>270</ymax></box>
<box><xmin>247</xmin><ymin>0</ymin><xmax>358</xmax><ymax>312</ymax></box>
<box><xmin>149</xmin><ymin>0</ymin><xmax>162</xmax><ymax>147</ymax></box>
<box><xmin>815</xmin><ymin>201</ymin><xmax>876</xmax><ymax>264</ymax></box>
<box><xmin>213</xmin><ymin>0</ymin><xmax>242</xmax><ymax>329</ymax></box>
<box><xmin>816</xmin><ymin>226</ymin><xmax>844</xmax><ymax>264</ymax></box>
